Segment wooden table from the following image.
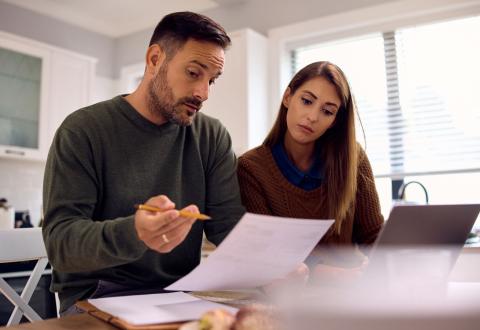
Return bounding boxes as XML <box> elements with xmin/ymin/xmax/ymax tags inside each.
<box><xmin>3</xmin><ymin>248</ymin><xmax>478</xmax><ymax>330</ymax></box>
<box><xmin>1</xmin><ymin>314</ymin><xmax>117</xmax><ymax>330</ymax></box>
<box><xmin>0</xmin><ymin>290</ymin><xmax>261</xmax><ymax>330</ymax></box>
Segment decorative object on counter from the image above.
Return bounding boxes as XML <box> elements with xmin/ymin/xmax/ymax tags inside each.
<box><xmin>181</xmin><ymin>304</ymin><xmax>277</xmax><ymax>330</ymax></box>
<box><xmin>14</xmin><ymin>210</ymin><xmax>33</xmax><ymax>228</ymax></box>
<box><xmin>198</xmin><ymin>308</ymin><xmax>235</xmax><ymax>330</ymax></box>
<box><xmin>465</xmin><ymin>232</ymin><xmax>480</xmax><ymax>244</ymax></box>
<box><xmin>0</xmin><ymin>198</ymin><xmax>14</xmax><ymax>230</ymax></box>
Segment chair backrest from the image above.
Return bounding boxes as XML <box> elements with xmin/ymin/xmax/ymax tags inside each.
<box><xmin>0</xmin><ymin>228</ymin><xmax>47</xmax><ymax>263</ymax></box>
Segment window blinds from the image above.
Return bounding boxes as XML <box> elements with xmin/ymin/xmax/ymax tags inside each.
<box><xmin>292</xmin><ymin>15</ymin><xmax>480</xmax><ymax>178</ymax></box>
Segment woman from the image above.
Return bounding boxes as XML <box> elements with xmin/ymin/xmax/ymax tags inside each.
<box><xmin>237</xmin><ymin>61</ymin><xmax>384</xmax><ymax>275</ymax></box>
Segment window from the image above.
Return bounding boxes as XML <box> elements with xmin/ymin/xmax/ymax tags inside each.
<box><xmin>393</xmin><ymin>16</ymin><xmax>480</xmax><ymax>176</ymax></box>
<box><xmin>293</xmin><ymin>34</ymin><xmax>391</xmax><ymax>175</ymax></box>
<box><xmin>292</xmin><ymin>15</ymin><xmax>480</xmax><ymax>220</ymax></box>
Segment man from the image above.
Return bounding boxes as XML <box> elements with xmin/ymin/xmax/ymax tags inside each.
<box><xmin>42</xmin><ymin>12</ymin><xmax>245</xmax><ymax>315</ymax></box>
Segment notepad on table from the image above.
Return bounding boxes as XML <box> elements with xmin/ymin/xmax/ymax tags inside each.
<box><xmin>76</xmin><ymin>292</ymin><xmax>237</xmax><ymax>329</ymax></box>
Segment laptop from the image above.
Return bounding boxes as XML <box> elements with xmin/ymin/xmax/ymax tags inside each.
<box><xmin>366</xmin><ymin>203</ymin><xmax>480</xmax><ymax>280</ymax></box>
<box><xmin>373</xmin><ymin>203</ymin><xmax>480</xmax><ymax>248</ymax></box>
<box><xmin>305</xmin><ymin>204</ymin><xmax>480</xmax><ymax>267</ymax></box>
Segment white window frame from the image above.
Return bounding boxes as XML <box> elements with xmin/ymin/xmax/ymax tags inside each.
<box><xmin>267</xmin><ymin>0</ymin><xmax>480</xmax><ymax>126</ymax></box>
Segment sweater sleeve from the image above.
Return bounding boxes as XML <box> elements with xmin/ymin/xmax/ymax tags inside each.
<box><xmin>352</xmin><ymin>149</ymin><xmax>384</xmax><ymax>246</ymax></box>
<box><xmin>237</xmin><ymin>155</ymin><xmax>273</xmax><ymax>215</ymax></box>
<box><xmin>42</xmin><ymin>124</ymin><xmax>148</xmax><ymax>273</ymax></box>
<box><xmin>203</xmin><ymin>126</ymin><xmax>245</xmax><ymax>246</ymax></box>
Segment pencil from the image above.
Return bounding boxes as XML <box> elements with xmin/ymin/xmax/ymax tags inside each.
<box><xmin>134</xmin><ymin>204</ymin><xmax>211</xmax><ymax>220</ymax></box>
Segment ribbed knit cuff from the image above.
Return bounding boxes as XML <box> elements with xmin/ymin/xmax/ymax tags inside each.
<box><xmin>107</xmin><ymin>215</ymin><xmax>148</xmax><ymax>259</ymax></box>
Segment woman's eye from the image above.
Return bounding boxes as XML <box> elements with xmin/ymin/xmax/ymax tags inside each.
<box><xmin>323</xmin><ymin>109</ymin><xmax>334</xmax><ymax>116</ymax></box>
<box><xmin>301</xmin><ymin>97</ymin><xmax>312</xmax><ymax>105</ymax></box>
<box><xmin>188</xmin><ymin>70</ymin><xmax>199</xmax><ymax>78</ymax></box>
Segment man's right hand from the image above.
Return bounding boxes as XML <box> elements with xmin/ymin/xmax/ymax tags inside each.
<box><xmin>134</xmin><ymin>195</ymin><xmax>198</xmax><ymax>253</ymax></box>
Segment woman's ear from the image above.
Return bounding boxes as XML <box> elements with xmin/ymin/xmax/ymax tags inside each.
<box><xmin>145</xmin><ymin>44</ymin><xmax>166</xmax><ymax>76</ymax></box>
<box><xmin>282</xmin><ymin>87</ymin><xmax>292</xmax><ymax>108</ymax></box>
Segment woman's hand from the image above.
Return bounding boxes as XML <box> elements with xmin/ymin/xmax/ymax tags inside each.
<box><xmin>311</xmin><ymin>257</ymin><xmax>368</xmax><ymax>285</ymax></box>
<box><xmin>260</xmin><ymin>263</ymin><xmax>310</xmax><ymax>296</ymax></box>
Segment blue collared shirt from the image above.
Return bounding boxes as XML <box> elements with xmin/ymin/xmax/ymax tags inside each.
<box><xmin>271</xmin><ymin>143</ymin><xmax>323</xmax><ymax>191</ymax></box>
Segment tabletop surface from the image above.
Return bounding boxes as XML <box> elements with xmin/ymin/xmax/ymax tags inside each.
<box><xmin>0</xmin><ymin>314</ymin><xmax>117</xmax><ymax>330</ymax></box>
<box><xmin>0</xmin><ymin>290</ymin><xmax>263</xmax><ymax>330</ymax></box>
<box><xmin>2</xmin><ymin>248</ymin><xmax>479</xmax><ymax>329</ymax></box>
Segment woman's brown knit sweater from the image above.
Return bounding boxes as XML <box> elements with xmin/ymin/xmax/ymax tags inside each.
<box><xmin>237</xmin><ymin>145</ymin><xmax>384</xmax><ymax>247</ymax></box>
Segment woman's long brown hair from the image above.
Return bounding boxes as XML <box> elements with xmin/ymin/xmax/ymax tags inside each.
<box><xmin>264</xmin><ymin>61</ymin><xmax>358</xmax><ymax>233</ymax></box>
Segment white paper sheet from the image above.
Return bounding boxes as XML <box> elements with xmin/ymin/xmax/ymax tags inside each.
<box><xmin>166</xmin><ymin>213</ymin><xmax>334</xmax><ymax>291</ymax></box>
<box><xmin>88</xmin><ymin>292</ymin><xmax>237</xmax><ymax>325</ymax></box>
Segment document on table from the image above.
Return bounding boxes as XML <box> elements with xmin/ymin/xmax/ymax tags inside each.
<box><xmin>166</xmin><ymin>213</ymin><xmax>334</xmax><ymax>291</ymax></box>
<box><xmin>88</xmin><ymin>292</ymin><xmax>237</xmax><ymax>326</ymax></box>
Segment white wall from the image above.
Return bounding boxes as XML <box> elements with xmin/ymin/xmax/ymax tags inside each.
<box><xmin>201</xmin><ymin>29</ymin><xmax>268</xmax><ymax>155</ymax></box>
<box><xmin>0</xmin><ymin>159</ymin><xmax>45</xmax><ymax>226</ymax></box>
<box><xmin>92</xmin><ymin>76</ymin><xmax>119</xmax><ymax>104</ymax></box>
<box><xmin>0</xmin><ymin>1</ymin><xmax>116</xmax><ymax>78</ymax></box>
<box><xmin>114</xmin><ymin>0</ymin><xmax>398</xmax><ymax>73</ymax></box>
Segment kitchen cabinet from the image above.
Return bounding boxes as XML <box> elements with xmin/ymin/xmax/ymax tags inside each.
<box><xmin>0</xmin><ymin>31</ymin><xmax>96</xmax><ymax>161</ymax></box>
<box><xmin>202</xmin><ymin>29</ymin><xmax>268</xmax><ymax>155</ymax></box>
<box><xmin>46</xmin><ymin>49</ymin><xmax>95</xmax><ymax>149</ymax></box>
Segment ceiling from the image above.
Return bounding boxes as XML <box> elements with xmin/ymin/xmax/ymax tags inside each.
<box><xmin>2</xmin><ymin>0</ymin><xmax>242</xmax><ymax>38</ymax></box>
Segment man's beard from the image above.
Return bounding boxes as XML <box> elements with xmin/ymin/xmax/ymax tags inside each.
<box><xmin>147</xmin><ymin>63</ymin><xmax>202</xmax><ymax>126</ymax></box>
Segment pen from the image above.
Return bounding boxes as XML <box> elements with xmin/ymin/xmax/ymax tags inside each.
<box><xmin>134</xmin><ymin>204</ymin><xmax>211</xmax><ymax>220</ymax></box>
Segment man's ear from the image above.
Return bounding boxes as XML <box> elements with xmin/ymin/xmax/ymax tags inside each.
<box><xmin>145</xmin><ymin>44</ymin><xmax>166</xmax><ymax>75</ymax></box>
<box><xmin>282</xmin><ymin>87</ymin><xmax>292</xmax><ymax>108</ymax></box>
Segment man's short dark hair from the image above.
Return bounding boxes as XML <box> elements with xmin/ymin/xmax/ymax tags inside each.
<box><xmin>149</xmin><ymin>12</ymin><xmax>231</xmax><ymax>60</ymax></box>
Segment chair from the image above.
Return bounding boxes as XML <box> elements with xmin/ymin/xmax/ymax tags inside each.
<box><xmin>0</xmin><ymin>228</ymin><xmax>48</xmax><ymax>326</ymax></box>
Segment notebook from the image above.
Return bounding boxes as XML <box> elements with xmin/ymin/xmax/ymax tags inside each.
<box><xmin>76</xmin><ymin>292</ymin><xmax>238</xmax><ymax>330</ymax></box>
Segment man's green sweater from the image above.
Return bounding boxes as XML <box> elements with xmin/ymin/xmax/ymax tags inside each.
<box><xmin>42</xmin><ymin>96</ymin><xmax>245</xmax><ymax>312</ymax></box>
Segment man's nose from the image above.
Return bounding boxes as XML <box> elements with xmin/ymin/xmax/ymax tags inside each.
<box><xmin>193</xmin><ymin>80</ymin><xmax>209</xmax><ymax>102</ymax></box>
